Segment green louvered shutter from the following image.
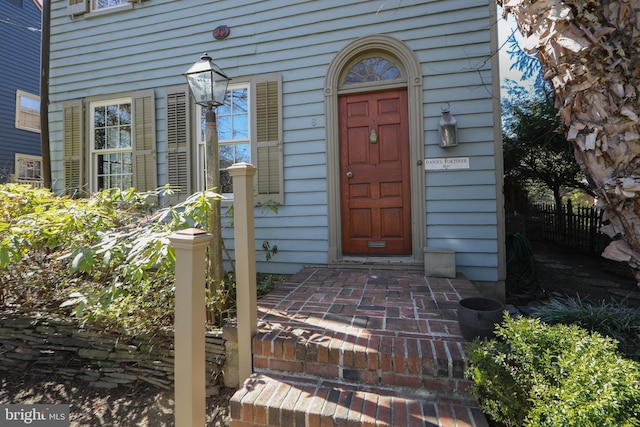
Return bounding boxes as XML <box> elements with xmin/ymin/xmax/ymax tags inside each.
<box><xmin>132</xmin><ymin>89</ymin><xmax>158</xmax><ymax>202</ymax></box>
<box><xmin>166</xmin><ymin>86</ymin><xmax>191</xmax><ymax>204</ymax></box>
<box><xmin>253</xmin><ymin>74</ymin><xmax>283</xmax><ymax>205</ymax></box>
<box><xmin>63</xmin><ymin>100</ymin><xmax>84</xmax><ymax>196</ymax></box>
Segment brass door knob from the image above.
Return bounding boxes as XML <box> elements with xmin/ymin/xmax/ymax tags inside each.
<box><xmin>346</xmin><ymin>171</ymin><xmax>353</xmax><ymax>178</ymax></box>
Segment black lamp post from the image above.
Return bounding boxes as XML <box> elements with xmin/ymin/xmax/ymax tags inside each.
<box><xmin>184</xmin><ymin>53</ymin><xmax>230</xmax><ymax>304</ymax></box>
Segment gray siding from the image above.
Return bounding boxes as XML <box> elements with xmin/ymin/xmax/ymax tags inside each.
<box><xmin>0</xmin><ymin>0</ymin><xmax>41</xmax><ymax>180</ymax></box>
<box><xmin>49</xmin><ymin>0</ymin><xmax>502</xmax><ymax>280</ymax></box>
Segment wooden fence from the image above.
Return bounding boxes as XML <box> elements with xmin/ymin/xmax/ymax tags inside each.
<box><xmin>528</xmin><ymin>201</ymin><xmax>610</xmax><ymax>254</ymax></box>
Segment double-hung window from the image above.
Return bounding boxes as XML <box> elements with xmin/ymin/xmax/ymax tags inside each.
<box><xmin>15</xmin><ymin>154</ymin><xmax>42</xmax><ymax>182</ymax></box>
<box><xmin>167</xmin><ymin>74</ymin><xmax>283</xmax><ymax>206</ymax></box>
<box><xmin>92</xmin><ymin>0</ymin><xmax>127</xmax><ymax>10</ymax></box>
<box><xmin>197</xmin><ymin>84</ymin><xmax>250</xmax><ymax>196</ymax></box>
<box><xmin>67</xmin><ymin>0</ymin><xmax>133</xmax><ymax>16</ymax></box>
<box><xmin>63</xmin><ymin>90</ymin><xmax>157</xmax><ymax>197</ymax></box>
<box><xmin>15</xmin><ymin>90</ymin><xmax>40</xmax><ymax>133</ymax></box>
<box><xmin>90</xmin><ymin>98</ymin><xmax>133</xmax><ymax>191</ymax></box>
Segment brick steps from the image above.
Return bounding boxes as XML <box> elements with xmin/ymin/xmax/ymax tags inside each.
<box><xmin>252</xmin><ymin>329</ymin><xmax>472</xmax><ymax>396</ymax></box>
<box><xmin>230</xmin><ymin>373</ymin><xmax>489</xmax><ymax>427</ymax></box>
<box><xmin>228</xmin><ymin>268</ymin><xmax>490</xmax><ymax>426</ymax></box>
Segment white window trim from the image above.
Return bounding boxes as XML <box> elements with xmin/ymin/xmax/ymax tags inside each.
<box><xmin>14</xmin><ymin>153</ymin><xmax>42</xmax><ymax>181</ymax></box>
<box><xmin>15</xmin><ymin>90</ymin><xmax>40</xmax><ymax>133</ymax></box>
<box><xmin>89</xmin><ymin>97</ymin><xmax>133</xmax><ymax>192</ymax></box>
<box><xmin>196</xmin><ymin>82</ymin><xmax>251</xmax><ymax>201</ymax></box>
<box><xmin>86</xmin><ymin>1</ymin><xmax>132</xmax><ymax>16</ymax></box>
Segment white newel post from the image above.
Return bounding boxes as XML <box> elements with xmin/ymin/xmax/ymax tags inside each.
<box><xmin>228</xmin><ymin>162</ymin><xmax>258</xmax><ymax>382</ymax></box>
<box><xmin>169</xmin><ymin>228</ymin><xmax>212</xmax><ymax>427</ymax></box>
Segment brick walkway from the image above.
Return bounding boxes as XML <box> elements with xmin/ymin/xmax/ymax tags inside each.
<box><xmin>229</xmin><ymin>267</ymin><xmax>490</xmax><ymax>427</ymax></box>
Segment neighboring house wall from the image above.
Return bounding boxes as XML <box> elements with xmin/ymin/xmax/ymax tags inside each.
<box><xmin>48</xmin><ymin>0</ymin><xmax>505</xmax><ymax>283</ymax></box>
<box><xmin>0</xmin><ymin>0</ymin><xmax>42</xmax><ymax>182</ymax></box>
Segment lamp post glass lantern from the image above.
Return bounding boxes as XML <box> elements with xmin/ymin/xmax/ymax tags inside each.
<box><xmin>184</xmin><ymin>53</ymin><xmax>230</xmax><ymax>109</ymax></box>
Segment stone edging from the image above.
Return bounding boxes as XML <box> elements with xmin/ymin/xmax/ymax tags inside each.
<box><xmin>0</xmin><ymin>313</ymin><xmax>225</xmax><ymax>396</ymax></box>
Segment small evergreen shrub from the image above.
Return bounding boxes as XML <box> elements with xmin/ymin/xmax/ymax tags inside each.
<box><xmin>531</xmin><ymin>296</ymin><xmax>640</xmax><ymax>360</ymax></box>
<box><xmin>466</xmin><ymin>314</ymin><xmax>640</xmax><ymax>427</ymax></box>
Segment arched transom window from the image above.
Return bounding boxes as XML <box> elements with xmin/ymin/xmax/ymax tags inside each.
<box><xmin>342</xmin><ymin>56</ymin><xmax>403</xmax><ymax>86</ymax></box>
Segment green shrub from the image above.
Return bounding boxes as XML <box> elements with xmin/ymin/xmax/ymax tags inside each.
<box><xmin>531</xmin><ymin>296</ymin><xmax>640</xmax><ymax>360</ymax></box>
<box><xmin>0</xmin><ymin>185</ymin><xmax>178</xmax><ymax>331</ymax></box>
<box><xmin>466</xmin><ymin>314</ymin><xmax>640</xmax><ymax>427</ymax></box>
<box><xmin>1</xmin><ymin>184</ymin><xmax>281</xmax><ymax>334</ymax></box>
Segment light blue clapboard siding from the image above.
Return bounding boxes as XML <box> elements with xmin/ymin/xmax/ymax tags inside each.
<box><xmin>425</xmin><ymin>132</ymin><xmax>498</xmax><ymax>156</ymax></box>
<box><xmin>284</xmin><ymin>144</ymin><xmax>326</xmax><ymax>162</ymax></box>
<box><xmin>428</xmin><ymin>224</ymin><xmax>498</xmax><ymax>239</ymax></box>
<box><xmin>284</xmin><ymin>152</ymin><xmax>325</xmax><ymax>168</ymax></box>
<box><xmin>425</xmin><ymin>87</ymin><xmax>495</xmax><ymax>107</ymax></box>
<box><xmin>285</xmin><ymin>179</ymin><xmax>326</xmax><ymax>194</ymax></box>
<box><xmin>428</xmin><ymin>185</ymin><xmax>497</xmax><ymax>200</ymax></box>
<box><xmin>427</xmin><ymin>170</ymin><xmax>497</xmax><ymax>187</ymax></box>
<box><xmin>284</xmin><ymin>130</ymin><xmax>326</xmax><ymax>147</ymax></box>
<box><xmin>48</xmin><ymin>0</ymin><xmax>502</xmax><ymax>280</ymax></box>
<box><xmin>254</xmin><ymin>215</ymin><xmax>329</xmax><ymax>229</ymax></box>
<box><xmin>252</xmin><ymin>225</ymin><xmax>330</xmax><ymax>242</ymax></box>
<box><xmin>430</xmin><ymin>239</ymin><xmax>498</xmax><ymax>254</ymax></box>
<box><xmin>428</xmin><ymin>200</ymin><xmax>500</xmax><ymax>214</ymax></box>
<box><xmin>427</xmin><ymin>212</ymin><xmax>498</xmax><ymax>226</ymax></box>
<box><xmin>418</xmin><ymin>0</ymin><xmax>500</xmax><ymax>282</ymax></box>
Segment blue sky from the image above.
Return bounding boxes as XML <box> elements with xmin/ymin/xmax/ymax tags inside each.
<box><xmin>497</xmin><ymin>8</ymin><xmax>528</xmax><ymax>84</ymax></box>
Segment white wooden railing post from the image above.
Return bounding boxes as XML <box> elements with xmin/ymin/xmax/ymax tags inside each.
<box><xmin>228</xmin><ymin>162</ymin><xmax>258</xmax><ymax>382</ymax></box>
<box><xmin>169</xmin><ymin>228</ymin><xmax>212</xmax><ymax>427</ymax></box>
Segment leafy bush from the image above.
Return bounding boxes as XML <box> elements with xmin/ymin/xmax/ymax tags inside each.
<box><xmin>0</xmin><ymin>184</ymin><xmax>142</xmax><ymax>268</ymax></box>
<box><xmin>0</xmin><ymin>184</ymin><xmax>277</xmax><ymax>334</ymax></box>
<box><xmin>0</xmin><ymin>184</ymin><xmax>279</xmax><ymax>333</ymax></box>
<box><xmin>467</xmin><ymin>314</ymin><xmax>640</xmax><ymax>427</ymax></box>
<box><xmin>0</xmin><ymin>185</ymin><xmax>179</xmax><ymax>330</ymax></box>
<box><xmin>531</xmin><ymin>296</ymin><xmax>640</xmax><ymax>360</ymax></box>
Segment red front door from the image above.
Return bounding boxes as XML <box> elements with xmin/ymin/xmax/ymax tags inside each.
<box><xmin>339</xmin><ymin>89</ymin><xmax>412</xmax><ymax>255</ymax></box>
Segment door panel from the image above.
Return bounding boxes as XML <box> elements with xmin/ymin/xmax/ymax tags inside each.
<box><xmin>339</xmin><ymin>89</ymin><xmax>411</xmax><ymax>255</ymax></box>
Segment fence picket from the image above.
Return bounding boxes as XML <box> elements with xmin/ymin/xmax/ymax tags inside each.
<box><xmin>528</xmin><ymin>202</ymin><xmax>609</xmax><ymax>254</ymax></box>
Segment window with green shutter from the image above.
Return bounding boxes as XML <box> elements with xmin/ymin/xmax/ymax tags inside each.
<box><xmin>62</xmin><ymin>99</ymin><xmax>84</xmax><ymax>196</ymax></box>
<box><xmin>62</xmin><ymin>90</ymin><xmax>157</xmax><ymax>199</ymax></box>
<box><xmin>132</xmin><ymin>90</ymin><xmax>157</xmax><ymax>200</ymax></box>
<box><xmin>253</xmin><ymin>75</ymin><xmax>283</xmax><ymax>205</ymax></box>
<box><xmin>184</xmin><ymin>74</ymin><xmax>283</xmax><ymax>206</ymax></box>
<box><xmin>166</xmin><ymin>86</ymin><xmax>191</xmax><ymax>203</ymax></box>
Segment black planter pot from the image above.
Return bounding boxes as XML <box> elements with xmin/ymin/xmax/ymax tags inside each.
<box><xmin>457</xmin><ymin>297</ymin><xmax>504</xmax><ymax>341</ymax></box>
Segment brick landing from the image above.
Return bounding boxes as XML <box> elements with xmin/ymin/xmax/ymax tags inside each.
<box><xmin>229</xmin><ymin>267</ymin><xmax>489</xmax><ymax>427</ymax></box>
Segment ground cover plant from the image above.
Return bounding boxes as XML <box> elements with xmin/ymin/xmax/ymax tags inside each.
<box><xmin>531</xmin><ymin>296</ymin><xmax>640</xmax><ymax>361</ymax></box>
<box><xmin>0</xmin><ymin>183</ymin><xmax>276</xmax><ymax>334</ymax></box>
<box><xmin>467</xmin><ymin>314</ymin><xmax>640</xmax><ymax>427</ymax></box>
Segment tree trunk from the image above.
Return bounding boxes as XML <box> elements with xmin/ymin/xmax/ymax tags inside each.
<box><xmin>552</xmin><ymin>184</ymin><xmax>562</xmax><ymax>212</ymax></box>
<box><xmin>499</xmin><ymin>0</ymin><xmax>640</xmax><ymax>281</ymax></box>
